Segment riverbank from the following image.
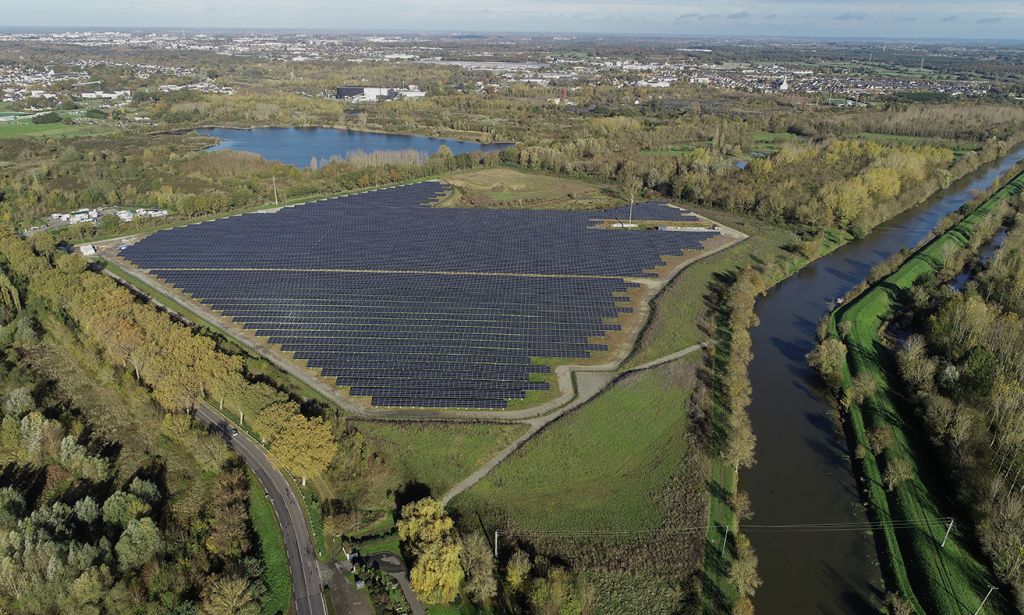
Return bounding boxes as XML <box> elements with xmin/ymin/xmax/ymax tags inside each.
<box><xmin>828</xmin><ymin>167</ymin><xmax>1024</xmax><ymax>614</ymax></box>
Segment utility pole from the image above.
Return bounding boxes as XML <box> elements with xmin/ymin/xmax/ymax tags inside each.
<box><xmin>272</xmin><ymin>174</ymin><xmax>279</xmax><ymax>207</ymax></box>
<box><xmin>941</xmin><ymin>518</ymin><xmax>955</xmax><ymax>548</ymax></box>
<box><xmin>720</xmin><ymin>526</ymin><xmax>729</xmax><ymax>558</ymax></box>
<box><xmin>494</xmin><ymin>530</ymin><xmax>499</xmax><ymax>558</ymax></box>
<box><xmin>973</xmin><ymin>586</ymin><xmax>996</xmax><ymax>615</ymax></box>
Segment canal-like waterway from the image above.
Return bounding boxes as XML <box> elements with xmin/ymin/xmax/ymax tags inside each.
<box><xmin>742</xmin><ymin>145</ymin><xmax>1024</xmax><ymax>614</ymax></box>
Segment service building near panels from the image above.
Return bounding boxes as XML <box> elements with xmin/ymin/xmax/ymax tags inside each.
<box><xmin>116</xmin><ymin>181</ymin><xmax>738</xmax><ymax>410</ymax></box>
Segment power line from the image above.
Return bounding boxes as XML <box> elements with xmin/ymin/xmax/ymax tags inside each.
<box><xmin>495</xmin><ymin>516</ymin><xmax>954</xmax><ymax>539</ymax></box>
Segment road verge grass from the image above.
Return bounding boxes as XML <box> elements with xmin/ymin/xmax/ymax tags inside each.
<box><xmin>829</xmin><ymin>171</ymin><xmax>1024</xmax><ymax>614</ymax></box>
<box><xmin>249</xmin><ymin>471</ymin><xmax>293</xmax><ymax>615</ymax></box>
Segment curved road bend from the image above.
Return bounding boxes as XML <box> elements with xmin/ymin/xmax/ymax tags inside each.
<box><xmin>195</xmin><ymin>403</ymin><xmax>326</xmax><ymax>615</ymax></box>
<box><xmin>741</xmin><ymin>145</ymin><xmax>1024</xmax><ymax>614</ymax></box>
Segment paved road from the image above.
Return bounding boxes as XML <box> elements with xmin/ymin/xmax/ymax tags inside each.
<box><xmin>195</xmin><ymin>403</ymin><xmax>326</xmax><ymax>615</ymax></box>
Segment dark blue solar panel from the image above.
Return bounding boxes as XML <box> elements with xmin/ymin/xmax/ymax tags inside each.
<box><xmin>120</xmin><ymin>181</ymin><xmax>720</xmax><ymax>408</ymax></box>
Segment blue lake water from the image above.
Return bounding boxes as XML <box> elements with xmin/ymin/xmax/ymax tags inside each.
<box><xmin>196</xmin><ymin>127</ymin><xmax>507</xmax><ymax>167</ymax></box>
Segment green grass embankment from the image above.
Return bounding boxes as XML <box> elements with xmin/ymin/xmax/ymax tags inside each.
<box><xmin>831</xmin><ymin>171</ymin><xmax>1024</xmax><ymax>614</ymax></box>
<box><xmin>249</xmin><ymin>471</ymin><xmax>293</xmax><ymax>615</ymax></box>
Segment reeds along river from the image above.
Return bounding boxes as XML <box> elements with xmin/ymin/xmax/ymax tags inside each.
<box><xmin>740</xmin><ymin>144</ymin><xmax>1024</xmax><ymax>614</ymax></box>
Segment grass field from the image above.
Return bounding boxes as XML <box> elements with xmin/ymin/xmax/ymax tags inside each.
<box><xmin>856</xmin><ymin>132</ymin><xmax>980</xmax><ymax>156</ymax></box>
<box><xmin>452</xmin><ymin>356</ymin><xmax>699</xmax><ymax>534</ymax></box>
<box><xmin>445</xmin><ymin>167</ymin><xmax>617</xmax><ymax>209</ymax></box>
<box><xmin>0</xmin><ymin>119</ymin><xmax>111</xmax><ymax>139</ymax></box>
<box><xmin>751</xmin><ymin>131</ymin><xmax>800</xmax><ymax>152</ymax></box>
<box><xmin>450</xmin><ymin>356</ymin><xmax>706</xmax><ymax>612</ymax></box>
<box><xmin>353</xmin><ymin>532</ymin><xmax>402</xmax><ymax>557</ymax></box>
<box><xmin>249</xmin><ymin>471</ymin><xmax>293</xmax><ymax>615</ymax></box>
<box><xmin>831</xmin><ymin>172</ymin><xmax>1024</xmax><ymax>615</ymax></box>
<box><xmin>353</xmin><ymin>420</ymin><xmax>527</xmax><ymax>498</ymax></box>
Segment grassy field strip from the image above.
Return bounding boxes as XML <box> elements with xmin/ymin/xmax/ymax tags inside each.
<box><xmin>832</xmin><ymin>171</ymin><xmax>1024</xmax><ymax>614</ymax></box>
<box><xmin>249</xmin><ymin>470</ymin><xmax>294</xmax><ymax>615</ymax></box>
<box><xmin>702</xmin><ymin>455</ymin><xmax>739</xmax><ymax>614</ymax></box>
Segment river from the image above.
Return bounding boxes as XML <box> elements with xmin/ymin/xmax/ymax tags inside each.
<box><xmin>196</xmin><ymin>126</ymin><xmax>507</xmax><ymax>167</ymax></box>
<box><xmin>741</xmin><ymin>144</ymin><xmax>1024</xmax><ymax>614</ymax></box>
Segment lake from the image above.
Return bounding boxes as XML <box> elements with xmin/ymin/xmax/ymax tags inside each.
<box><xmin>196</xmin><ymin>127</ymin><xmax>508</xmax><ymax>167</ymax></box>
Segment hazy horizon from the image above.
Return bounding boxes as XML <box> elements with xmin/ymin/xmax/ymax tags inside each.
<box><xmin>4</xmin><ymin>0</ymin><xmax>1023</xmax><ymax>41</ymax></box>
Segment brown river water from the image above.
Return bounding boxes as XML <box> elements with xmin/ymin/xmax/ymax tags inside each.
<box><xmin>741</xmin><ymin>145</ymin><xmax>1024</xmax><ymax>614</ymax></box>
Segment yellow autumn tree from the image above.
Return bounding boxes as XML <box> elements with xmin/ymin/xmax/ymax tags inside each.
<box><xmin>398</xmin><ymin>498</ymin><xmax>464</xmax><ymax>604</ymax></box>
<box><xmin>268</xmin><ymin>414</ymin><xmax>336</xmax><ymax>486</ymax></box>
<box><xmin>250</xmin><ymin>401</ymin><xmax>301</xmax><ymax>445</ymax></box>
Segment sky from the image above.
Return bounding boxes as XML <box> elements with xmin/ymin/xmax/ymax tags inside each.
<box><xmin>4</xmin><ymin>0</ymin><xmax>1023</xmax><ymax>40</ymax></box>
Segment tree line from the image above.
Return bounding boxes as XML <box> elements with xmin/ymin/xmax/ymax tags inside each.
<box><xmin>0</xmin><ymin>293</ymin><xmax>271</xmax><ymax>611</ymax></box>
<box><xmin>0</xmin><ymin>229</ymin><xmax>337</xmax><ymax>487</ymax></box>
<box><xmin>892</xmin><ymin>206</ymin><xmax>1024</xmax><ymax>611</ymax></box>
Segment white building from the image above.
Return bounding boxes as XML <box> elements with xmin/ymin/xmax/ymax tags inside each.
<box><xmin>335</xmin><ymin>85</ymin><xmax>425</xmax><ymax>102</ymax></box>
<box><xmin>79</xmin><ymin>90</ymin><xmax>131</xmax><ymax>100</ymax></box>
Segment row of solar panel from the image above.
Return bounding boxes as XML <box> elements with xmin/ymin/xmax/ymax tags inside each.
<box><xmin>122</xmin><ymin>181</ymin><xmax>714</xmax><ymax>278</ymax></box>
<box><xmin>336</xmin><ymin>375</ymin><xmax>551</xmax><ymax>387</ymax></box>
<box><xmin>223</xmin><ymin>310</ymin><xmax>627</xmax><ymax>323</ymax></box>
<box><xmin>198</xmin><ymin>286</ymin><xmax>635</xmax><ymax>297</ymax></box>
<box><xmin>317</xmin><ymin>365</ymin><xmax>550</xmax><ymax>377</ymax></box>
<box><xmin>293</xmin><ymin>348</ymin><xmax>594</xmax><ymax>359</ymax></box>
<box><xmin>150</xmin><ymin>269</ymin><xmax>638</xmax><ymax>286</ymax></box>
<box><xmin>264</xmin><ymin>333</ymin><xmax>603</xmax><ymax>345</ymax></box>
<box><xmin>369</xmin><ymin>398</ymin><xmax>510</xmax><ymax>409</ymax></box>
<box><xmin>242</xmin><ymin>322</ymin><xmax>620</xmax><ymax>334</ymax></box>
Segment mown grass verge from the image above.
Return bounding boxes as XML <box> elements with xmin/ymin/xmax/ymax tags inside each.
<box><xmin>830</xmin><ymin>171</ymin><xmax>1024</xmax><ymax>614</ymax></box>
<box><xmin>249</xmin><ymin>471</ymin><xmax>293</xmax><ymax>615</ymax></box>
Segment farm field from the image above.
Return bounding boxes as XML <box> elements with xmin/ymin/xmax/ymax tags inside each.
<box><xmin>830</xmin><ymin>171</ymin><xmax>1024</xmax><ymax>614</ymax></box>
<box><xmin>444</xmin><ymin>167</ymin><xmax>617</xmax><ymax>209</ymax></box>
<box><xmin>449</xmin><ymin>355</ymin><xmax>707</xmax><ymax>612</ymax></box>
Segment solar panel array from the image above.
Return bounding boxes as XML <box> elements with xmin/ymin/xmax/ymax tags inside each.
<box><xmin>121</xmin><ymin>181</ymin><xmax>720</xmax><ymax>409</ymax></box>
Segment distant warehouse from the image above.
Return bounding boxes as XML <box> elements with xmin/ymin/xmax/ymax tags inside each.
<box><xmin>335</xmin><ymin>85</ymin><xmax>426</xmax><ymax>103</ymax></box>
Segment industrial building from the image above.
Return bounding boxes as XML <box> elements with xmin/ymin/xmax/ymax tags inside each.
<box><xmin>334</xmin><ymin>85</ymin><xmax>426</xmax><ymax>102</ymax></box>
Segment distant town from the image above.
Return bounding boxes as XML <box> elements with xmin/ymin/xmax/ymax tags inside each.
<box><xmin>0</xmin><ymin>29</ymin><xmax>1010</xmax><ymax>110</ymax></box>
